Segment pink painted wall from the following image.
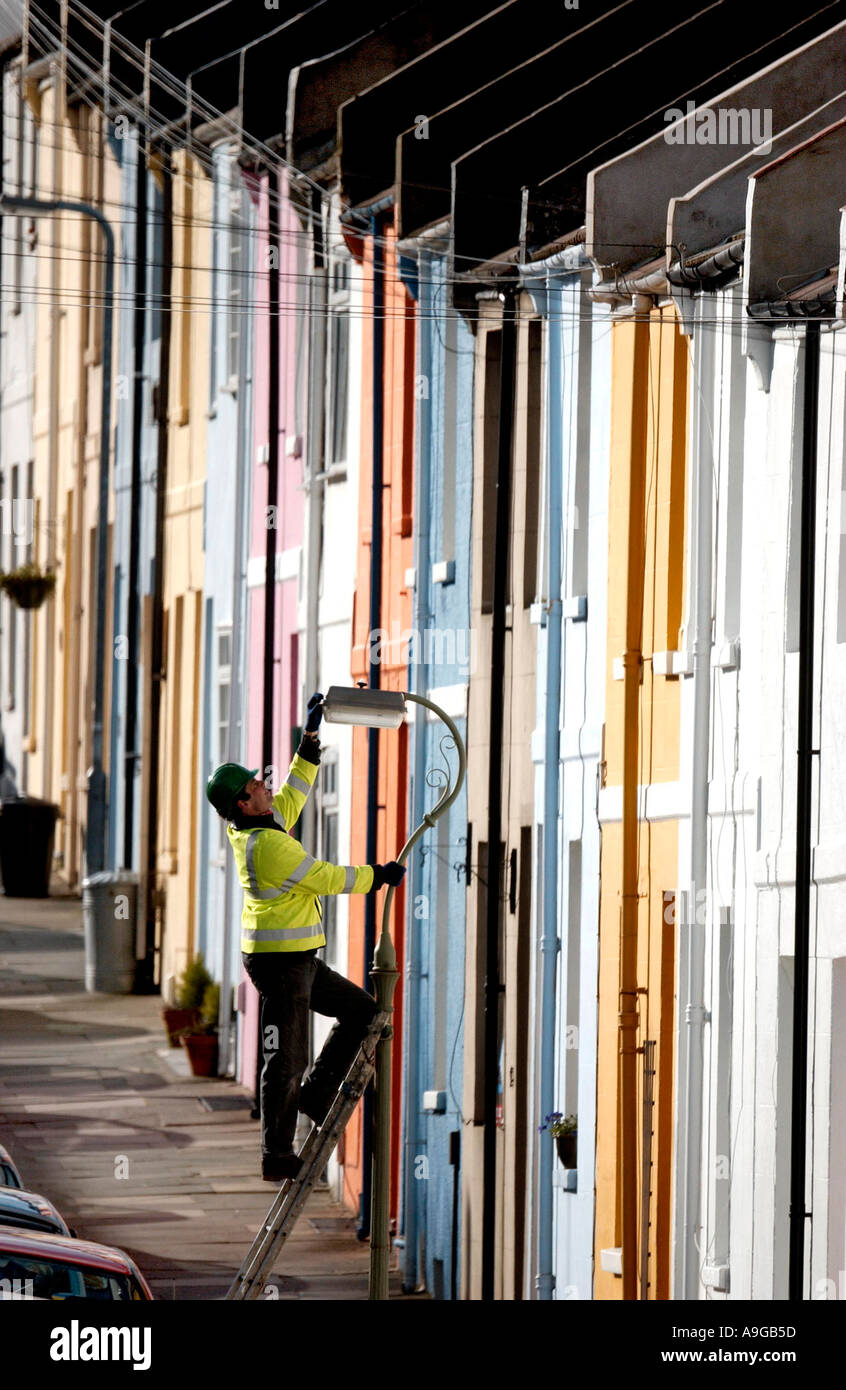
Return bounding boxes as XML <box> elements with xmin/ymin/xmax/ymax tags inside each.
<box><xmin>239</xmin><ymin>178</ymin><xmax>306</xmax><ymax>1090</ymax></box>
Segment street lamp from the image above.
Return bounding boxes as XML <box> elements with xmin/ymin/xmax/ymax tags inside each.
<box><xmin>0</xmin><ymin>193</ymin><xmax>114</xmax><ymax>876</ymax></box>
<box><xmin>321</xmin><ymin>684</ymin><xmax>467</xmax><ymax>1300</ymax></box>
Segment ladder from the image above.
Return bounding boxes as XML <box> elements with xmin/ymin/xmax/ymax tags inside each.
<box><xmin>224</xmin><ymin>1009</ymin><xmax>392</xmax><ymax>1300</ymax></box>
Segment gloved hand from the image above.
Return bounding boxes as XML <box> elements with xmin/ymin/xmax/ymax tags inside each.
<box><xmin>371</xmin><ymin>861</ymin><xmax>407</xmax><ymax>890</ymax></box>
<box><xmin>305</xmin><ymin>691</ymin><xmax>324</xmax><ymax>734</ymax></box>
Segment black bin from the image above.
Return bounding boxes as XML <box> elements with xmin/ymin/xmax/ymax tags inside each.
<box><xmin>0</xmin><ymin>797</ymin><xmax>60</xmax><ymax>897</ymax></box>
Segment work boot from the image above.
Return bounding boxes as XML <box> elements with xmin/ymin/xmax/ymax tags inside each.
<box><xmin>261</xmin><ymin>1152</ymin><xmax>303</xmax><ymax>1183</ymax></box>
<box><xmin>298</xmin><ymin>1082</ymin><xmax>333</xmax><ymax>1128</ymax></box>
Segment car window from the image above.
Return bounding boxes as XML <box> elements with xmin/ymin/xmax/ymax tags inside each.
<box><xmin>0</xmin><ymin>1165</ymin><xmax>21</xmax><ymax>1189</ymax></box>
<box><xmin>0</xmin><ymin>1253</ymin><xmax>134</xmax><ymax>1300</ymax></box>
<box><xmin>0</xmin><ymin>1212</ymin><xmax>61</xmax><ymax>1234</ymax></box>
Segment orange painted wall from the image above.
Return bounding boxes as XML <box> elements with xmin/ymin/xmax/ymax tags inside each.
<box><xmin>594</xmin><ymin>308</ymin><xmax>688</xmax><ymax>1299</ymax></box>
<box><xmin>343</xmin><ymin>225</ymin><xmax>415</xmax><ymax>1221</ymax></box>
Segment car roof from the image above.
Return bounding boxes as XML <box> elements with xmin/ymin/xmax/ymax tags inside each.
<box><xmin>0</xmin><ymin>1226</ymin><xmax>137</xmax><ymax>1274</ymax></box>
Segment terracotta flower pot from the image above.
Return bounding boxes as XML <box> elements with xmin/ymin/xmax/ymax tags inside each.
<box><xmin>182</xmin><ymin>1032</ymin><xmax>219</xmax><ymax>1077</ymax></box>
<box><xmin>162</xmin><ymin>1006</ymin><xmax>200</xmax><ymax>1048</ymax></box>
<box><xmin>555</xmin><ymin>1132</ymin><xmax>577</xmax><ymax>1169</ymax></box>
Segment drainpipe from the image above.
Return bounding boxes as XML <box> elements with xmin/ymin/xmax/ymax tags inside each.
<box><xmin>123</xmin><ymin>140</ymin><xmax>146</xmax><ymax>869</ymax></box>
<box><xmin>619</xmin><ymin>306</ymin><xmax>650</xmax><ymax>1300</ymax></box>
<box><xmin>536</xmin><ymin>273</ymin><xmax>564</xmax><ymax>1301</ymax></box>
<box><xmin>789</xmin><ymin>319</ymin><xmax>821</xmax><ymax>1300</ymax></box>
<box><xmin>361</xmin><ymin>202</ymin><xmax>387</xmax><ymax>1239</ymax></box>
<box><xmin>680</xmin><ymin>291</ymin><xmax>716</xmax><ymax>1299</ymax></box>
<box><xmin>401</xmin><ymin>246</ymin><xmax>434</xmax><ymax>1292</ymax></box>
<box><xmin>141</xmin><ymin>148</ymin><xmax>173</xmax><ymax>990</ymax></box>
<box><xmin>482</xmin><ymin>285</ymin><xmax>517</xmax><ymax>1301</ymax></box>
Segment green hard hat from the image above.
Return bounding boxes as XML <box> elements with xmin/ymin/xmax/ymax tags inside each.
<box><xmin>206</xmin><ymin>762</ymin><xmax>259</xmax><ymax>817</ymax></box>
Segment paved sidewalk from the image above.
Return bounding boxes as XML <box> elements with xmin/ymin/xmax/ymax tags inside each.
<box><xmin>0</xmin><ymin>884</ymin><xmax>417</xmax><ymax>1300</ymax></box>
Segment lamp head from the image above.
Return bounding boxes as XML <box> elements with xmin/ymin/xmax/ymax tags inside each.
<box><xmin>321</xmin><ymin>686</ymin><xmax>407</xmax><ymax>729</ymax></box>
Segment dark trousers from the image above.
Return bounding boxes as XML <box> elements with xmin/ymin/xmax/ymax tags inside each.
<box><xmin>241</xmin><ymin>950</ymin><xmax>379</xmax><ymax>1158</ymax></box>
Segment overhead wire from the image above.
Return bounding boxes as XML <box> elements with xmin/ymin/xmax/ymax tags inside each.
<box><xmin>24</xmin><ymin>0</ymin><xmax>846</xmax><ymax>282</ymax></box>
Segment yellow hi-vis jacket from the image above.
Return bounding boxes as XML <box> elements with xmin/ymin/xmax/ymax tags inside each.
<box><xmin>228</xmin><ymin>750</ymin><xmax>374</xmax><ymax>954</ymax></box>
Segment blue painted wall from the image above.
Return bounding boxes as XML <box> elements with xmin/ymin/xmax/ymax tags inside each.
<box><xmin>401</xmin><ymin>249</ymin><xmax>473</xmax><ymax>1298</ymax></box>
<box><xmin>526</xmin><ymin>266</ymin><xmax>609</xmax><ymax>1299</ymax></box>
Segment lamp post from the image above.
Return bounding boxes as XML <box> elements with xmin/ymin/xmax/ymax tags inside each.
<box><xmin>0</xmin><ymin>193</ymin><xmax>114</xmax><ymax>875</ymax></box>
<box><xmin>322</xmin><ymin>685</ymin><xmax>466</xmax><ymax>1300</ymax></box>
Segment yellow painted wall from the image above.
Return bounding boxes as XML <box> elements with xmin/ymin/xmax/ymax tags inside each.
<box><xmin>25</xmin><ymin>76</ymin><xmax>121</xmax><ymax>887</ymax></box>
<box><xmin>155</xmin><ymin>149</ymin><xmax>209</xmax><ymax>999</ymax></box>
<box><xmin>595</xmin><ymin>306</ymin><xmax>688</xmax><ymax>1299</ymax></box>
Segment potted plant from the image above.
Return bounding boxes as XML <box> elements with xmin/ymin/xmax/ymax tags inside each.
<box><xmin>0</xmin><ymin>564</ymin><xmax>57</xmax><ymax>610</ymax></box>
<box><xmin>161</xmin><ymin>953</ymin><xmax>211</xmax><ymax>1048</ymax></box>
<box><xmin>539</xmin><ymin>1111</ymin><xmax>577</xmax><ymax>1168</ymax></box>
<box><xmin>179</xmin><ymin>981</ymin><xmax>220</xmax><ymax>1077</ymax></box>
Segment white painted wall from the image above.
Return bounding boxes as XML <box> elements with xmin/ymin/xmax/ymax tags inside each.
<box><xmin>686</xmin><ymin>293</ymin><xmax>846</xmax><ymax>1300</ymax></box>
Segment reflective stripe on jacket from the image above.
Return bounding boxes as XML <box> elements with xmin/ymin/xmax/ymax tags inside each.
<box><xmin>227</xmin><ymin>752</ymin><xmax>374</xmax><ymax>953</ymax></box>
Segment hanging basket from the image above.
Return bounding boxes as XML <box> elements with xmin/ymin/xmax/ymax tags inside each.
<box><xmin>555</xmin><ymin>1132</ymin><xmax>577</xmax><ymax>1169</ymax></box>
<box><xmin>0</xmin><ymin>565</ymin><xmax>57</xmax><ymax>610</ymax></box>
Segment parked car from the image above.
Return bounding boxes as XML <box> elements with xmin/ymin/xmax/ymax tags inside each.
<box><xmin>0</xmin><ymin>1188</ymin><xmax>73</xmax><ymax>1237</ymax></box>
<box><xmin>0</xmin><ymin>1229</ymin><xmax>153</xmax><ymax>1300</ymax></box>
<box><xmin>0</xmin><ymin>1145</ymin><xmax>22</xmax><ymax>1189</ymax></box>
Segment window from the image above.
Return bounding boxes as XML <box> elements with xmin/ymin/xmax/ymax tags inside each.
<box><xmin>227</xmin><ymin>168</ymin><xmax>245</xmax><ymax>385</ymax></box>
<box><xmin>319</xmin><ymin>749</ymin><xmax>339</xmax><ymax>963</ymax></box>
<box><xmin>326</xmin><ymin>253</ymin><xmax>350</xmax><ymax>467</ymax></box>
<box><xmin>524</xmin><ymin>320</ymin><xmax>542</xmax><ymax>608</ymax></box>
<box><xmin>441</xmin><ymin>284</ymin><xmax>458</xmax><ymax>569</ymax></box>
<box><xmin>6</xmin><ymin>466</ymin><xmax>18</xmax><ymax>709</ymax></box>
<box><xmin>217</xmin><ymin>627</ymin><xmax>232</xmax><ymax>853</ymax></box>
<box><xmin>481</xmin><ymin>330</ymin><xmax>503</xmax><ymax>615</ymax></box>
<box><xmin>208</xmin><ymin>180</ymin><xmax>218</xmax><ymax>407</ymax></box>
<box><xmin>12</xmin><ymin>76</ymin><xmax>23</xmax><ymax>314</ymax></box>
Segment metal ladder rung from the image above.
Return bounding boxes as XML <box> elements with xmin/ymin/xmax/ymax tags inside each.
<box><xmin>224</xmin><ymin>1010</ymin><xmax>391</xmax><ymax>1300</ymax></box>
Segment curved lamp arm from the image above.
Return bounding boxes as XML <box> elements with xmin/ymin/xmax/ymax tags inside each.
<box><xmin>376</xmin><ymin>692</ymin><xmax>467</xmax><ymax>963</ymax></box>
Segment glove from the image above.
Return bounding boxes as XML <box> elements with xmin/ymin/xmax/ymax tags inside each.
<box><xmin>305</xmin><ymin>691</ymin><xmax>324</xmax><ymax>734</ymax></box>
<box><xmin>371</xmin><ymin>861</ymin><xmax>407</xmax><ymax>890</ymax></box>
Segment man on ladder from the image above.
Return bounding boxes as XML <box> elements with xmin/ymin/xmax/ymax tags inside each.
<box><xmin>206</xmin><ymin>691</ymin><xmax>406</xmax><ymax>1183</ymax></box>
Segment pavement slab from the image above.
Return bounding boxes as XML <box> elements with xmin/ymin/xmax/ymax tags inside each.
<box><xmin>0</xmin><ymin>883</ymin><xmax>423</xmax><ymax>1302</ymax></box>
